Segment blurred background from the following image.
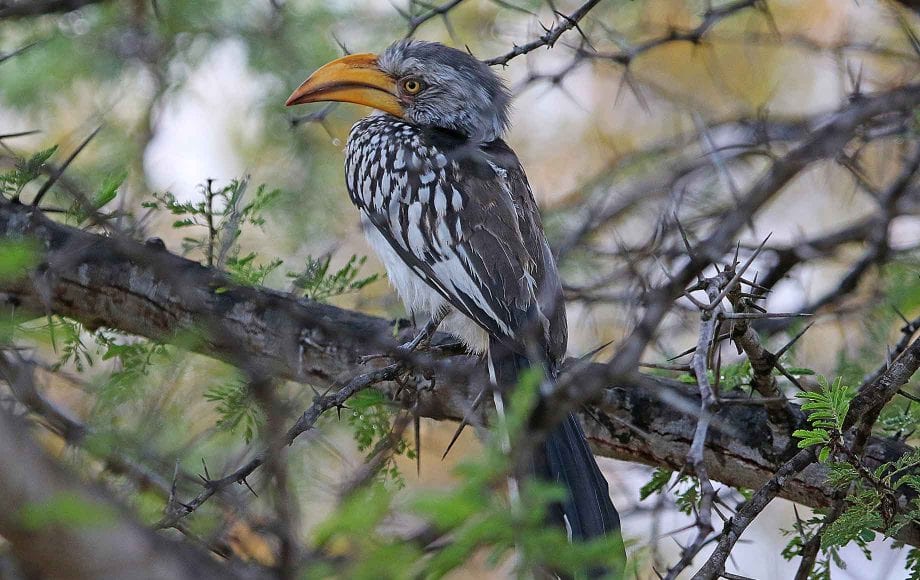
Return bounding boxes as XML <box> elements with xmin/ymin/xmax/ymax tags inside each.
<box><xmin>1</xmin><ymin>0</ymin><xmax>919</xmax><ymax>577</ymax></box>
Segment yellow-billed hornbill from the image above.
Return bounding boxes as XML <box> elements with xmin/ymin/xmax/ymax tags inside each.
<box><xmin>287</xmin><ymin>40</ymin><xmax>624</xmax><ymax>568</ymax></box>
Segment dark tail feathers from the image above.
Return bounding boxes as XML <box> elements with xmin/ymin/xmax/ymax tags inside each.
<box><xmin>489</xmin><ymin>340</ymin><xmax>626</xmax><ymax>577</ymax></box>
<box><xmin>544</xmin><ymin>413</ymin><xmax>623</xmax><ymax>542</ymax></box>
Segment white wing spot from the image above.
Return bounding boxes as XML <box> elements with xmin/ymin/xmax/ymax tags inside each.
<box><xmin>407</xmin><ymin>202</ymin><xmax>426</xmax><ymax>258</ymax></box>
<box><xmin>434</xmin><ymin>184</ymin><xmax>447</xmax><ymax>216</ymax></box>
<box><xmin>418</xmin><ymin>185</ymin><xmax>430</xmax><ymax>203</ymax></box>
<box><xmin>451</xmin><ymin>187</ymin><xmax>463</xmax><ymax>210</ymax></box>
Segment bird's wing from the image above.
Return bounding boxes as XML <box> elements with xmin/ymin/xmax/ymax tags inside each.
<box><xmin>349</xmin><ymin>128</ymin><xmax>564</xmax><ymax>357</ymax></box>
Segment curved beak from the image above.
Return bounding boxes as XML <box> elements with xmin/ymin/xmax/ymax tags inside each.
<box><xmin>285</xmin><ymin>53</ymin><xmax>404</xmax><ymax>118</ymax></box>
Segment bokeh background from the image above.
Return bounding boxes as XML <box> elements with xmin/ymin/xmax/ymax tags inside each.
<box><xmin>2</xmin><ymin>0</ymin><xmax>919</xmax><ymax>577</ymax></box>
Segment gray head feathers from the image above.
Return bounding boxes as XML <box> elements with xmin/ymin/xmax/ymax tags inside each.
<box><xmin>378</xmin><ymin>40</ymin><xmax>511</xmax><ymax>143</ymax></box>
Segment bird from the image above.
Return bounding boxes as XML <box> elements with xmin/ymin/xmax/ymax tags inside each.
<box><xmin>286</xmin><ymin>40</ymin><xmax>625</xmax><ymax>574</ymax></box>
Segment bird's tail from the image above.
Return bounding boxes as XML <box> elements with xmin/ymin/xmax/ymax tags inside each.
<box><xmin>488</xmin><ymin>339</ymin><xmax>626</xmax><ymax>576</ymax></box>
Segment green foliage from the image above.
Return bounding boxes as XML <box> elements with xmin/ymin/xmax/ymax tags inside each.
<box><xmin>310</xmin><ymin>368</ymin><xmax>626</xmax><ymax>578</ymax></box>
<box><xmin>640</xmin><ymin>467</ymin><xmax>673</xmax><ymax>500</ymax></box>
<box><xmin>144</xmin><ymin>177</ymin><xmax>379</xmax><ymax>305</ymax></box>
<box><xmin>225</xmin><ymin>252</ymin><xmax>284</xmax><ymax>287</ymax></box>
<box><xmin>143</xmin><ymin>179</ymin><xmax>282</xmax><ymax>266</ymax></box>
<box><xmin>878</xmin><ymin>403</ymin><xmax>920</xmax><ymax>437</ymax></box>
<box><xmin>783</xmin><ymin>383</ymin><xmax>920</xmax><ymax>578</ymax></box>
<box><xmin>886</xmin><ymin>448</ymin><xmax>920</xmax><ymax>486</ymax></box>
<box><xmin>411</xmin><ymin>369</ymin><xmax>625</xmax><ymax>577</ymax></box>
<box><xmin>674</xmin><ymin>478</ymin><xmax>701</xmax><ymax>515</ymax></box>
<box><xmin>822</xmin><ymin>491</ymin><xmax>881</xmax><ymax>551</ymax></box>
<box><xmin>781</xmin><ymin>512</ymin><xmax>842</xmax><ymax>580</ymax></box>
<box><xmin>346</xmin><ymin>390</ymin><xmax>395</xmax><ymax>452</ymax></box>
<box><xmin>718</xmin><ymin>359</ymin><xmax>753</xmax><ymax>391</ymax></box>
<box><xmin>49</xmin><ymin>317</ymin><xmax>94</xmax><ymax>372</ymax></box>
<box><xmin>0</xmin><ymin>146</ymin><xmax>57</xmax><ymax>199</ymax></box>
<box><xmin>809</xmin><ymin>446</ymin><xmax>920</xmax><ymax>559</ymax></box>
<box><xmin>344</xmin><ymin>389</ymin><xmax>413</xmax><ymax>488</ymax></box>
<box><xmin>310</xmin><ymin>485</ymin><xmax>423</xmax><ymax>580</ymax></box>
<box><xmin>92</xmin><ymin>332</ymin><xmax>169</xmax><ymax>409</ymax></box>
<box><xmin>639</xmin><ymin>466</ymin><xmax>705</xmax><ymax>516</ymax></box>
<box><xmin>65</xmin><ymin>170</ymin><xmax>127</xmax><ymax>223</ymax></box>
<box><xmin>132</xmin><ymin>489</ymin><xmax>169</xmax><ymax>526</ymax></box>
<box><xmin>138</xmin><ymin>177</ymin><xmax>383</xmax><ymax>457</ymax></box>
<box><xmin>676</xmin><ymin>359</ymin><xmax>815</xmax><ymax>389</ymax></box>
<box><xmin>907</xmin><ymin>547</ymin><xmax>920</xmax><ymax>580</ymax></box>
<box><xmin>92</xmin><ymin>171</ymin><xmax>125</xmax><ymax>209</ymax></box>
<box><xmin>834</xmin><ymin>261</ymin><xmax>920</xmax><ymax>388</ymax></box>
<box><xmin>797</xmin><ymin>377</ymin><xmax>851</xmax><ymax>431</ymax></box>
<box><xmin>677</xmin><ymin>361</ymin><xmax>752</xmax><ymax>390</ymax></box>
<box><xmin>288</xmin><ymin>254</ymin><xmax>379</xmax><ymax>302</ymax></box>
<box><xmin>203</xmin><ymin>379</ymin><xmax>264</xmax><ymax>444</ymax></box>
<box><xmin>826</xmin><ymin>462</ymin><xmax>859</xmax><ymax>489</ymax></box>
<box><xmin>793</xmin><ymin>376</ymin><xmax>853</xmax><ymax>462</ymax></box>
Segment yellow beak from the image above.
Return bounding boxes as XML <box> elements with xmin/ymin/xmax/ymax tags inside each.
<box><xmin>285</xmin><ymin>53</ymin><xmax>404</xmax><ymax>118</ymax></box>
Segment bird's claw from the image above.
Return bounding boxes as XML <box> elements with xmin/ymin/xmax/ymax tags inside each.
<box><xmin>359</xmin><ymin>312</ymin><xmax>445</xmax><ymax>364</ymax></box>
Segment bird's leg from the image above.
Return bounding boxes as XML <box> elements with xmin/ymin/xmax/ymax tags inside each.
<box><xmin>396</xmin><ymin>309</ymin><xmax>447</xmax><ymax>477</ymax></box>
<box><xmin>360</xmin><ymin>309</ymin><xmax>448</xmax><ymax>365</ymax></box>
<box><xmin>398</xmin><ymin>307</ymin><xmax>447</xmax><ymax>354</ymax></box>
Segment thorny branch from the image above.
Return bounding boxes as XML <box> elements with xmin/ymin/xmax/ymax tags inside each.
<box><xmin>157</xmin><ymin>364</ymin><xmax>400</xmax><ymax>530</ymax></box>
<box><xmin>663</xmin><ymin>236</ymin><xmax>815</xmax><ymax>577</ymax></box>
<box><xmin>696</xmin><ymin>332</ymin><xmax>920</xmax><ymax>579</ymax></box>
<box><xmin>402</xmin><ymin>0</ymin><xmax>467</xmax><ymax>37</ymax></box>
<box><xmin>663</xmin><ymin>276</ymin><xmax>723</xmax><ymax>580</ymax></box>
<box><xmin>484</xmin><ymin>0</ymin><xmax>603</xmax><ymax>66</ymax></box>
<box><xmin>542</xmin><ymin>81</ymin><xmax>920</xmax><ymax>425</ymax></box>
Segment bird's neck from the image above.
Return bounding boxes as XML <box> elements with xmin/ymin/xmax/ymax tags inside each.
<box><xmin>370</xmin><ymin>112</ymin><xmax>504</xmax><ymax>148</ymax></box>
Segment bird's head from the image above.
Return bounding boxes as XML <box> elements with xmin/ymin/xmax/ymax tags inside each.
<box><xmin>286</xmin><ymin>40</ymin><xmax>511</xmax><ymax>142</ymax></box>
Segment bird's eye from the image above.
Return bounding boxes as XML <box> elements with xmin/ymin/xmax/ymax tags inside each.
<box><xmin>401</xmin><ymin>78</ymin><xmax>425</xmax><ymax>95</ymax></box>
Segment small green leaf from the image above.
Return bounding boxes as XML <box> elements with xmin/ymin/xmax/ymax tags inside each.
<box><xmin>204</xmin><ymin>379</ymin><xmax>263</xmax><ymax>443</ymax></box>
<box><xmin>93</xmin><ymin>171</ymin><xmax>126</xmax><ymax>208</ymax></box>
<box><xmin>640</xmin><ymin>468</ymin><xmax>673</xmax><ymax>500</ymax></box>
<box><xmin>821</xmin><ymin>498</ymin><xmax>883</xmax><ymax>550</ymax></box>
<box><xmin>827</xmin><ymin>462</ymin><xmax>859</xmax><ymax>488</ymax></box>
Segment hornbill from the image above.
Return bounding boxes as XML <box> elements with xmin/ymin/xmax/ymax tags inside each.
<box><xmin>287</xmin><ymin>40</ymin><xmax>625</xmax><ymax>574</ymax></box>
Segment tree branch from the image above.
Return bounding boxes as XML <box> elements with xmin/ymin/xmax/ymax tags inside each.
<box><xmin>484</xmin><ymin>0</ymin><xmax>603</xmax><ymax>66</ymax></box>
